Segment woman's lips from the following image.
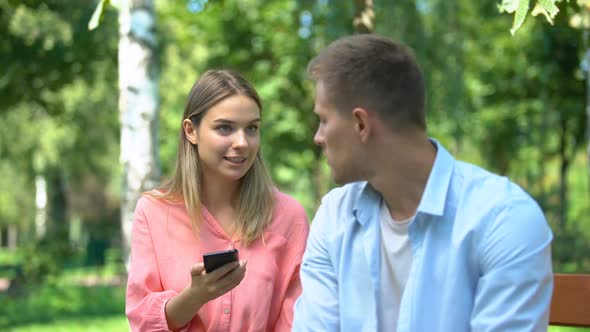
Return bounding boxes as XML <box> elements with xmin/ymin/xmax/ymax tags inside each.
<box><xmin>224</xmin><ymin>156</ymin><xmax>247</xmax><ymax>164</ymax></box>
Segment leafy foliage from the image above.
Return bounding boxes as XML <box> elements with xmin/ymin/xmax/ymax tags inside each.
<box><xmin>1</xmin><ymin>0</ymin><xmax>588</xmax><ymax>317</ymax></box>
<box><xmin>499</xmin><ymin>0</ymin><xmax>562</xmax><ymax>34</ymax></box>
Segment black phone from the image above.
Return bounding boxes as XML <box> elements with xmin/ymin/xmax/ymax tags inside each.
<box><xmin>203</xmin><ymin>249</ymin><xmax>239</xmax><ymax>273</ymax></box>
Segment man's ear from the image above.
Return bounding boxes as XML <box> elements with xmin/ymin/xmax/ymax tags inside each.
<box><xmin>352</xmin><ymin>107</ymin><xmax>371</xmax><ymax>143</ymax></box>
<box><xmin>183</xmin><ymin>119</ymin><xmax>198</xmax><ymax>145</ymax></box>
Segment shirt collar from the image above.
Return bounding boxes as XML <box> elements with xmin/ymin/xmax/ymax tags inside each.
<box><xmin>354</xmin><ymin>138</ymin><xmax>455</xmax><ymax>221</ymax></box>
<box><xmin>416</xmin><ymin>139</ymin><xmax>454</xmax><ymax>216</ymax></box>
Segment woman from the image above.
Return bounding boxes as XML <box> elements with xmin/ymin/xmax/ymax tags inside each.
<box><xmin>126</xmin><ymin>69</ymin><xmax>310</xmax><ymax>332</ymax></box>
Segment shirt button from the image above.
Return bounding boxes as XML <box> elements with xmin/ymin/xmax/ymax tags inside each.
<box><xmin>224</xmin><ymin>308</ymin><xmax>230</xmax><ymax>314</ymax></box>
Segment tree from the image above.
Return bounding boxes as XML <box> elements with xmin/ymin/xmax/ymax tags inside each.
<box><xmin>118</xmin><ymin>0</ymin><xmax>161</xmax><ymax>263</ymax></box>
<box><xmin>0</xmin><ymin>0</ymin><xmax>120</xmax><ymax>291</ymax></box>
<box><xmin>500</xmin><ymin>0</ymin><xmax>590</xmax><ymax>189</ymax></box>
<box><xmin>499</xmin><ymin>0</ymin><xmax>561</xmax><ymax>35</ymax></box>
<box><xmin>354</xmin><ymin>0</ymin><xmax>375</xmax><ymax>33</ymax></box>
<box><xmin>91</xmin><ymin>0</ymin><xmax>161</xmax><ymax>263</ymax></box>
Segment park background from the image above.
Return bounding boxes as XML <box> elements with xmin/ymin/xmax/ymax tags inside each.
<box><xmin>0</xmin><ymin>0</ymin><xmax>588</xmax><ymax>331</ymax></box>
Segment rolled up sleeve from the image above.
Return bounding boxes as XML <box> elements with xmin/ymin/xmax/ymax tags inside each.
<box><xmin>125</xmin><ymin>197</ymin><xmax>189</xmax><ymax>332</ymax></box>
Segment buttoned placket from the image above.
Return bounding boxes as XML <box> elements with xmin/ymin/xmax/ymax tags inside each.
<box><xmin>219</xmin><ymin>240</ymin><xmax>236</xmax><ymax>330</ymax></box>
<box><xmin>201</xmin><ymin>207</ymin><xmax>240</xmax><ymax>331</ymax></box>
<box><xmin>218</xmin><ymin>289</ymin><xmax>232</xmax><ymax>330</ymax></box>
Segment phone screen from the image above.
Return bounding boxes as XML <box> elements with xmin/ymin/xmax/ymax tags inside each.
<box><xmin>203</xmin><ymin>249</ymin><xmax>239</xmax><ymax>273</ymax></box>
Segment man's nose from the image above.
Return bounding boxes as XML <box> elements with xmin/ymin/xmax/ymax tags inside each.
<box><xmin>313</xmin><ymin>129</ymin><xmax>323</xmax><ymax>146</ymax></box>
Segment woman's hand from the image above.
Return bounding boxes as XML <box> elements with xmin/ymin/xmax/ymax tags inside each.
<box><xmin>165</xmin><ymin>260</ymin><xmax>247</xmax><ymax>330</ymax></box>
<box><xmin>187</xmin><ymin>260</ymin><xmax>248</xmax><ymax>307</ymax></box>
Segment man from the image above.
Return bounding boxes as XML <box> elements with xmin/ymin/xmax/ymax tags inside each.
<box><xmin>292</xmin><ymin>34</ymin><xmax>553</xmax><ymax>332</ymax></box>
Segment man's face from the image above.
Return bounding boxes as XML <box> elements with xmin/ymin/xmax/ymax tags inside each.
<box><xmin>313</xmin><ymin>81</ymin><xmax>363</xmax><ymax>184</ymax></box>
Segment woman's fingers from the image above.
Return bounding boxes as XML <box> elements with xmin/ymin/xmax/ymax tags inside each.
<box><xmin>188</xmin><ymin>260</ymin><xmax>247</xmax><ymax>304</ymax></box>
<box><xmin>205</xmin><ymin>261</ymin><xmax>240</xmax><ymax>281</ymax></box>
<box><xmin>214</xmin><ymin>263</ymin><xmax>247</xmax><ymax>294</ymax></box>
<box><xmin>190</xmin><ymin>262</ymin><xmax>206</xmax><ymax>277</ymax></box>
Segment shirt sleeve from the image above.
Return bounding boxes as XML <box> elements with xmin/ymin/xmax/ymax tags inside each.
<box><xmin>125</xmin><ymin>197</ymin><xmax>191</xmax><ymax>332</ymax></box>
<box><xmin>470</xmin><ymin>198</ymin><xmax>553</xmax><ymax>332</ymax></box>
<box><xmin>275</xmin><ymin>213</ymin><xmax>310</xmax><ymax>331</ymax></box>
<box><xmin>292</xmin><ymin>199</ymin><xmax>340</xmax><ymax>331</ymax></box>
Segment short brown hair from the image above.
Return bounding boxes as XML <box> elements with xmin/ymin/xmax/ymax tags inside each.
<box><xmin>308</xmin><ymin>34</ymin><xmax>426</xmax><ymax>131</ymax></box>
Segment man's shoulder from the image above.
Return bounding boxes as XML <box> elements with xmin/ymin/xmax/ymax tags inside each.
<box><xmin>453</xmin><ymin>160</ymin><xmax>540</xmax><ymax>213</ymax></box>
<box><xmin>448</xmin><ymin>161</ymin><xmax>550</xmax><ymax>254</ymax></box>
<box><xmin>455</xmin><ymin>160</ymin><xmax>526</xmax><ymax>194</ymax></box>
<box><xmin>313</xmin><ymin>181</ymin><xmax>374</xmax><ymax>228</ymax></box>
<box><xmin>321</xmin><ymin>181</ymin><xmax>369</xmax><ymax>208</ymax></box>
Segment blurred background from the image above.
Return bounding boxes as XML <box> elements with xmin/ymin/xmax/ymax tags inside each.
<box><xmin>0</xmin><ymin>0</ymin><xmax>588</xmax><ymax>331</ymax></box>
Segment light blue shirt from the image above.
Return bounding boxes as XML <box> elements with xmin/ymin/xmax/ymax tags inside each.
<box><xmin>293</xmin><ymin>140</ymin><xmax>553</xmax><ymax>332</ymax></box>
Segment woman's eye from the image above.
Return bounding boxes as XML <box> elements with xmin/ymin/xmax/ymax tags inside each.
<box><xmin>246</xmin><ymin>125</ymin><xmax>258</xmax><ymax>134</ymax></box>
<box><xmin>217</xmin><ymin>125</ymin><xmax>232</xmax><ymax>133</ymax></box>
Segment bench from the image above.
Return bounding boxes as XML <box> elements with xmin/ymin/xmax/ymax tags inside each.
<box><xmin>549</xmin><ymin>274</ymin><xmax>590</xmax><ymax>327</ymax></box>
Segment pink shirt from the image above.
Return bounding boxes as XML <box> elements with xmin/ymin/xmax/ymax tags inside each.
<box><xmin>126</xmin><ymin>191</ymin><xmax>309</xmax><ymax>332</ymax></box>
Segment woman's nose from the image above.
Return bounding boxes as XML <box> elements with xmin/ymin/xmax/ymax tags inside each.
<box><xmin>233</xmin><ymin>131</ymin><xmax>248</xmax><ymax>148</ymax></box>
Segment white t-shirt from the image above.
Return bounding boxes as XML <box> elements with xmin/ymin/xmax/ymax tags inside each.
<box><xmin>378</xmin><ymin>199</ymin><xmax>414</xmax><ymax>332</ymax></box>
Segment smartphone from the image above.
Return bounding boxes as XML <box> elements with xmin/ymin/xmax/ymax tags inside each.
<box><xmin>203</xmin><ymin>249</ymin><xmax>239</xmax><ymax>273</ymax></box>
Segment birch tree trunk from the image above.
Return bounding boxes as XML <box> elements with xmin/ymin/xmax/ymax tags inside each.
<box><xmin>8</xmin><ymin>225</ymin><xmax>17</xmax><ymax>251</ymax></box>
<box><xmin>35</xmin><ymin>174</ymin><xmax>47</xmax><ymax>239</ymax></box>
<box><xmin>118</xmin><ymin>0</ymin><xmax>160</xmax><ymax>265</ymax></box>
<box><xmin>353</xmin><ymin>0</ymin><xmax>375</xmax><ymax>33</ymax></box>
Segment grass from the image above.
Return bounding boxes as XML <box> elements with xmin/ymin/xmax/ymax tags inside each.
<box><xmin>0</xmin><ymin>263</ymin><xmax>127</xmax><ymax>332</ymax></box>
<box><xmin>6</xmin><ymin>316</ymin><xmax>128</xmax><ymax>332</ymax></box>
<box><xmin>0</xmin><ymin>282</ymin><xmax>126</xmax><ymax>328</ymax></box>
<box><xmin>0</xmin><ymin>249</ymin><xmax>20</xmax><ymax>265</ymax></box>
<box><xmin>0</xmin><ymin>249</ymin><xmax>129</xmax><ymax>331</ymax></box>
<box><xmin>0</xmin><ymin>249</ymin><xmax>20</xmax><ymax>279</ymax></box>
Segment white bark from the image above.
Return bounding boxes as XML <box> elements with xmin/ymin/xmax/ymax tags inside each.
<box><xmin>35</xmin><ymin>175</ymin><xmax>47</xmax><ymax>239</ymax></box>
<box><xmin>118</xmin><ymin>0</ymin><xmax>160</xmax><ymax>265</ymax></box>
<box><xmin>7</xmin><ymin>225</ymin><xmax>17</xmax><ymax>251</ymax></box>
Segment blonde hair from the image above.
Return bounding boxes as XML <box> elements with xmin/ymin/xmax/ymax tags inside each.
<box><xmin>148</xmin><ymin>69</ymin><xmax>275</xmax><ymax>245</ymax></box>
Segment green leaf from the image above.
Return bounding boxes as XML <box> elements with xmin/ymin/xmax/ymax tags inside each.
<box><xmin>499</xmin><ymin>0</ymin><xmax>520</xmax><ymax>13</ymax></box>
<box><xmin>537</xmin><ymin>0</ymin><xmax>559</xmax><ymax>17</ymax></box>
<box><xmin>88</xmin><ymin>0</ymin><xmax>111</xmax><ymax>31</ymax></box>
<box><xmin>510</xmin><ymin>0</ymin><xmax>530</xmax><ymax>35</ymax></box>
<box><xmin>531</xmin><ymin>0</ymin><xmax>559</xmax><ymax>24</ymax></box>
<box><xmin>500</xmin><ymin>0</ymin><xmax>561</xmax><ymax>34</ymax></box>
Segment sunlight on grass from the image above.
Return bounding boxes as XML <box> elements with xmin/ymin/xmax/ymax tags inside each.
<box><xmin>6</xmin><ymin>315</ymin><xmax>128</xmax><ymax>332</ymax></box>
<box><xmin>0</xmin><ymin>280</ymin><xmax>126</xmax><ymax>330</ymax></box>
<box><xmin>549</xmin><ymin>327</ymin><xmax>590</xmax><ymax>331</ymax></box>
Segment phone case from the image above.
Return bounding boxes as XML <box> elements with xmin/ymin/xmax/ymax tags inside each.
<box><xmin>203</xmin><ymin>249</ymin><xmax>239</xmax><ymax>273</ymax></box>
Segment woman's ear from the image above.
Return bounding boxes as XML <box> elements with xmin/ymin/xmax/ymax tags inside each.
<box><xmin>183</xmin><ymin>119</ymin><xmax>198</xmax><ymax>145</ymax></box>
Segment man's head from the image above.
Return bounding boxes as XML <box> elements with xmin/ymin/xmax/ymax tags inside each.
<box><xmin>309</xmin><ymin>34</ymin><xmax>427</xmax><ymax>184</ymax></box>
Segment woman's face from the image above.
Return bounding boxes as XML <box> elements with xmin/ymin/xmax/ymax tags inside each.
<box><xmin>185</xmin><ymin>95</ymin><xmax>261</xmax><ymax>184</ymax></box>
